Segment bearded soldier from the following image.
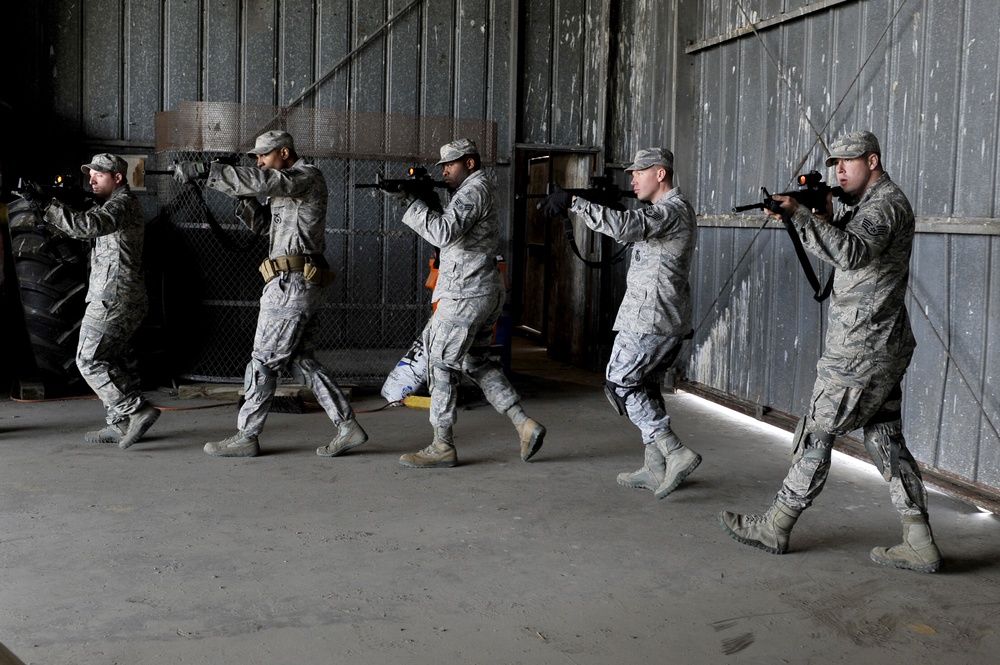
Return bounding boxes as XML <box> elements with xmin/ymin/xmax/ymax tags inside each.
<box><xmin>173</xmin><ymin>130</ymin><xmax>367</xmax><ymax>458</ymax></box>
<box><xmin>719</xmin><ymin>131</ymin><xmax>943</xmax><ymax>573</ymax></box>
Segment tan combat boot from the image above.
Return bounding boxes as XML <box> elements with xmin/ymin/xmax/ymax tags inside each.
<box><xmin>400</xmin><ymin>427</ymin><xmax>457</xmax><ymax>468</ymax></box>
<box><xmin>870</xmin><ymin>515</ymin><xmax>942</xmax><ymax>573</ymax></box>
<box><xmin>617</xmin><ymin>444</ymin><xmax>666</xmax><ymax>491</ymax></box>
<box><xmin>118</xmin><ymin>403</ymin><xmax>161</xmax><ymax>450</ymax></box>
<box><xmin>316</xmin><ymin>418</ymin><xmax>369</xmax><ymax>457</ymax></box>
<box><xmin>652</xmin><ymin>432</ymin><xmax>701</xmax><ymax>499</ymax></box>
<box><xmin>515</xmin><ymin>417</ymin><xmax>546</xmax><ymax>462</ymax></box>
<box><xmin>204</xmin><ymin>431</ymin><xmax>261</xmax><ymax>457</ymax></box>
<box><xmin>719</xmin><ymin>502</ymin><xmax>801</xmax><ymax>554</ymax></box>
<box><xmin>84</xmin><ymin>421</ymin><xmax>128</xmax><ymax>444</ymax></box>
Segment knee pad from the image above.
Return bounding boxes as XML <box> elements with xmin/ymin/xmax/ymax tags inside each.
<box><xmin>864</xmin><ymin>420</ymin><xmax>904</xmax><ymax>482</ymax></box>
<box><xmin>290</xmin><ymin>356</ymin><xmax>322</xmax><ymax>384</ymax></box>
<box><xmin>604</xmin><ymin>380</ymin><xmax>637</xmax><ymax>416</ymax></box>
<box><xmin>791</xmin><ymin>420</ymin><xmax>834</xmax><ymax>464</ymax></box>
<box><xmin>244</xmin><ymin>359</ymin><xmax>277</xmax><ymax>394</ymax></box>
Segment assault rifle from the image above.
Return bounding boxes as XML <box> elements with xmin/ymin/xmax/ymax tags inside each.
<box><xmin>354</xmin><ymin>165</ymin><xmax>445</xmax><ymax>193</ymax></box>
<box><xmin>144</xmin><ymin>153</ymin><xmax>242</xmax><ymax>177</ymax></box>
<box><xmin>13</xmin><ymin>174</ymin><xmax>95</xmax><ymax>211</ymax></box>
<box><xmin>732</xmin><ymin>170</ymin><xmax>843</xmax><ymax>215</ymax></box>
<box><xmin>355</xmin><ymin>166</ymin><xmax>446</xmax><ymax>213</ymax></box>
<box><xmin>524</xmin><ymin>174</ymin><xmax>637</xmax><ymax>211</ymax></box>
<box><xmin>732</xmin><ymin>171</ymin><xmax>846</xmax><ymax>302</ymax></box>
<box><xmin>532</xmin><ymin>175</ymin><xmax>636</xmax><ymax>269</ymax></box>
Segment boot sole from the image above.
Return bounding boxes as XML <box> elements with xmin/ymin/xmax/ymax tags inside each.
<box><xmin>399</xmin><ymin>459</ymin><xmax>457</xmax><ymax>469</ymax></box>
<box><xmin>85</xmin><ymin>433</ymin><xmax>123</xmax><ymax>444</ymax></box>
<box><xmin>204</xmin><ymin>445</ymin><xmax>261</xmax><ymax>458</ymax></box>
<box><xmin>616</xmin><ymin>476</ymin><xmax>657</xmax><ymax>491</ymax></box>
<box><xmin>717</xmin><ymin>512</ymin><xmax>786</xmax><ymax>555</ymax></box>
<box><xmin>119</xmin><ymin>407</ymin><xmax>161</xmax><ymax>450</ymax></box>
<box><xmin>654</xmin><ymin>454</ymin><xmax>701</xmax><ymax>499</ymax></box>
<box><xmin>869</xmin><ymin>550</ymin><xmax>942</xmax><ymax>573</ymax></box>
<box><xmin>521</xmin><ymin>426</ymin><xmax>545</xmax><ymax>462</ymax></box>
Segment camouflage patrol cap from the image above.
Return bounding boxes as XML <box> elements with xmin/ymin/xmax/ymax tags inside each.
<box><xmin>625</xmin><ymin>148</ymin><xmax>674</xmax><ymax>172</ymax></box>
<box><xmin>436</xmin><ymin>138</ymin><xmax>478</xmax><ymax>164</ymax></box>
<box><xmin>248</xmin><ymin>130</ymin><xmax>295</xmax><ymax>155</ymax></box>
<box><xmin>81</xmin><ymin>153</ymin><xmax>127</xmax><ymax>175</ymax></box>
<box><xmin>825</xmin><ymin>131</ymin><xmax>881</xmax><ymax>166</ymax></box>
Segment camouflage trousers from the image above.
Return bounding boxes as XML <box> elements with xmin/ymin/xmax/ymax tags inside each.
<box><xmin>777</xmin><ymin>360</ymin><xmax>928</xmax><ymax>517</ymax></box>
<box><xmin>238</xmin><ymin>274</ymin><xmax>353</xmax><ymax>436</ymax></box>
<box><xmin>77</xmin><ymin>298</ymin><xmax>149</xmax><ymax>425</ymax></box>
<box><xmin>425</xmin><ymin>291</ymin><xmax>518</xmax><ymax>429</ymax></box>
<box><xmin>605</xmin><ymin>331</ymin><xmax>683</xmax><ymax>444</ymax></box>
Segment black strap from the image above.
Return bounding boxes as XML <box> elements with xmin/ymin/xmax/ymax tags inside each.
<box><xmin>561</xmin><ymin>217</ymin><xmax>629</xmax><ymax>269</ymax></box>
<box><xmin>780</xmin><ymin>216</ymin><xmax>834</xmax><ymax>302</ymax></box>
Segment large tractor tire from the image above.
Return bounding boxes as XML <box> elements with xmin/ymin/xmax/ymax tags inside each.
<box><xmin>6</xmin><ymin>198</ymin><xmax>88</xmax><ymax>386</ymax></box>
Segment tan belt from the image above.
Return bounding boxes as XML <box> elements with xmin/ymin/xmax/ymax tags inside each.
<box><xmin>259</xmin><ymin>255</ymin><xmax>335</xmax><ymax>287</ymax></box>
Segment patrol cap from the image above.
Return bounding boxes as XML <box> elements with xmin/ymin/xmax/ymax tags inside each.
<box><xmin>248</xmin><ymin>130</ymin><xmax>295</xmax><ymax>155</ymax></box>
<box><xmin>436</xmin><ymin>138</ymin><xmax>478</xmax><ymax>165</ymax></box>
<box><xmin>81</xmin><ymin>153</ymin><xmax>128</xmax><ymax>175</ymax></box>
<box><xmin>625</xmin><ymin>148</ymin><xmax>674</xmax><ymax>172</ymax></box>
<box><xmin>825</xmin><ymin>131</ymin><xmax>881</xmax><ymax>166</ymax></box>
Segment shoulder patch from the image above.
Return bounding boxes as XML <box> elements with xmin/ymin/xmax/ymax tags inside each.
<box><xmin>859</xmin><ymin>216</ymin><xmax>889</xmax><ymax>237</ymax></box>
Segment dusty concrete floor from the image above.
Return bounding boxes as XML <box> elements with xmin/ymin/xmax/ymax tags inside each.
<box><xmin>2</xmin><ymin>342</ymin><xmax>1000</xmax><ymax>664</ymax></box>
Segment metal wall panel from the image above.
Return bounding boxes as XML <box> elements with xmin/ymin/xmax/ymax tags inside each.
<box><xmin>164</xmin><ymin>0</ymin><xmax>202</xmax><ymax>113</ymax></box>
<box><xmin>124</xmin><ymin>0</ymin><xmax>163</xmax><ymax>144</ymax></box>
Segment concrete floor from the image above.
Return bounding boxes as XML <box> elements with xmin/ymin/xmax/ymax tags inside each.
<box><xmin>2</xmin><ymin>342</ymin><xmax>1000</xmax><ymax>664</ymax></box>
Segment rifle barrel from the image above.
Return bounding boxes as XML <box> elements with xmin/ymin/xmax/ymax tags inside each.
<box><xmin>732</xmin><ymin>202</ymin><xmax>765</xmax><ymax>213</ymax></box>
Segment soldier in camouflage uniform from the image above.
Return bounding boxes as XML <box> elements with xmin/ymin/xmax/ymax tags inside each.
<box><xmin>542</xmin><ymin>148</ymin><xmax>701</xmax><ymax>499</ymax></box>
<box><xmin>174</xmin><ymin>130</ymin><xmax>367</xmax><ymax>458</ymax></box>
<box><xmin>719</xmin><ymin>131</ymin><xmax>943</xmax><ymax>573</ymax></box>
<box><xmin>38</xmin><ymin>153</ymin><xmax>160</xmax><ymax>449</ymax></box>
<box><xmin>385</xmin><ymin>138</ymin><xmax>545</xmax><ymax>468</ymax></box>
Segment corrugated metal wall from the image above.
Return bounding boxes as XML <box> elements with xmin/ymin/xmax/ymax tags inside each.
<box><xmin>679</xmin><ymin>0</ymin><xmax>1000</xmax><ymax>496</ymax></box>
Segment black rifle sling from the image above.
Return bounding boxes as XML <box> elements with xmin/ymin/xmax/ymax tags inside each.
<box><xmin>780</xmin><ymin>216</ymin><xmax>833</xmax><ymax>302</ymax></box>
<box><xmin>562</xmin><ymin>217</ymin><xmax>629</xmax><ymax>269</ymax></box>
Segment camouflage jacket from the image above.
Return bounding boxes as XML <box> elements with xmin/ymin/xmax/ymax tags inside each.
<box><xmin>207</xmin><ymin>158</ymin><xmax>328</xmax><ymax>260</ymax></box>
<box><xmin>790</xmin><ymin>172</ymin><xmax>916</xmax><ymax>366</ymax></box>
<box><xmin>570</xmin><ymin>187</ymin><xmax>697</xmax><ymax>337</ymax></box>
<box><xmin>44</xmin><ymin>184</ymin><xmax>146</xmax><ymax>304</ymax></box>
<box><xmin>402</xmin><ymin>169</ymin><xmax>503</xmax><ymax>301</ymax></box>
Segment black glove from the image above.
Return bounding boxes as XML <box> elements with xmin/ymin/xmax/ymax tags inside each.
<box><xmin>539</xmin><ymin>185</ymin><xmax>573</xmax><ymax>217</ymax></box>
<box><xmin>171</xmin><ymin>161</ymin><xmax>210</xmax><ymax>184</ymax></box>
<box><xmin>18</xmin><ymin>179</ymin><xmax>47</xmax><ymax>203</ymax></box>
<box><xmin>417</xmin><ymin>189</ymin><xmax>443</xmax><ymax>213</ymax></box>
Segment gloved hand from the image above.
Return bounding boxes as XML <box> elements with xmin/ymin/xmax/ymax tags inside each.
<box><xmin>171</xmin><ymin>161</ymin><xmax>210</xmax><ymax>184</ymax></box>
<box><xmin>17</xmin><ymin>179</ymin><xmax>47</xmax><ymax>203</ymax></box>
<box><xmin>539</xmin><ymin>185</ymin><xmax>573</xmax><ymax>217</ymax></box>
<box><xmin>417</xmin><ymin>189</ymin><xmax>443</xmax><ymax>213</ymax></box>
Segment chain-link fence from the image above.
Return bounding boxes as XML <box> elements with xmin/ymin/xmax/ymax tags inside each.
<box><xmin>151</xmin><ymin>103</ymin><xmax>497</xmax><ymax>385</ymax></box>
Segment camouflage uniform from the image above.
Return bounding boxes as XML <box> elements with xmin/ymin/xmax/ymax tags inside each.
<box><xmin>402</xmin><ymin>169</ymin><xmax>515</xmax><ymax>429</ymax></box>
<box><xmin>778</xmin><ymin>171</ymin><xmax>927</xmax><ymax>517</ymax></box>
<box><xmin>45</xmin><ymin>182</ymin><xmax>149</xmax><ymax>425</ymax></box>
<box><xmin>570</xmin><ymin>186</ymin><xmax>697</xmax><ymax>443</ymax></box>
<box><xmin>206</xmin><ymin>157</ymin><xmax>354</xmax><ymax>436</ymax></box>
